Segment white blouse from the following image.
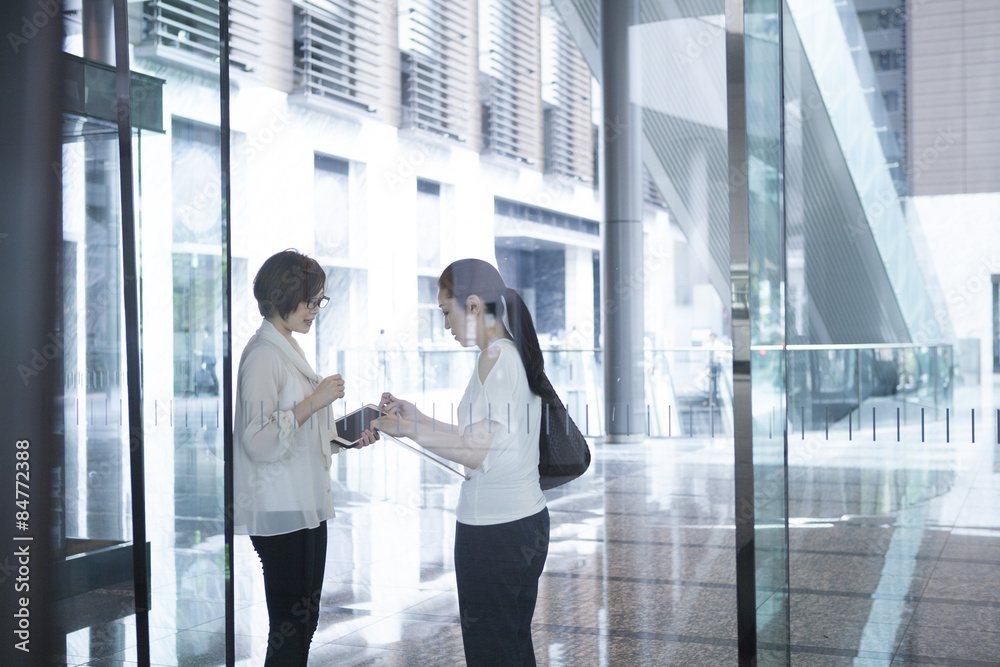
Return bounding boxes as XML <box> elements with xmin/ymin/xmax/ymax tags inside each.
<box><xmin>233</xmin><ymin>320</ymin><xmax>336</xmax><ymax>536</ymax></box>
<box><xmin>455</xmin><ymin>338</ymin><xmax>546</xmax><ymax>526</ymax></box>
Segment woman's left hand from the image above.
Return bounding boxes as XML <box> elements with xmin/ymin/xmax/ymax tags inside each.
<box><xmin>353</xmin><ymin>429</ymin><xmax>380</xmax><ymax>448</ymax></box>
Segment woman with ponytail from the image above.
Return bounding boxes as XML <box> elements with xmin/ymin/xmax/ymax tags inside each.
<box><xmin>376</xmin><ymin>258</ymin><xmax>550</xmax><ymax>666</ymax></box>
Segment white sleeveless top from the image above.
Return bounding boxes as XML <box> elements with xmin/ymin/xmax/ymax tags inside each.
<box><xmin>455</xmin><ymin>339</ymin><xmax>546</xmax><ymax>525</ymax></box>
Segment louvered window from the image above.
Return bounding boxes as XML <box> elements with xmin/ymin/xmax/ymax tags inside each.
<box><xmin>229</xmin><ymin>0</ymin><xmax>261</xmax><ymax>72</ymax></box>
<box><xmin>141</xmin><ymin>0</ymin><xmax>260</xmax><ymax>72</ymax></box>
<box><xmin>481</xmin><ymin>0</ymin><xmax>541</xmax><ymax>165</ymax></box>
<box><xmin>293</xmin><ymin>0</ymin><xmax>381</xmax><ymax>112</ymax></box>
<box><xmin>399</xmin><ymin>0</ymin><xmax>473</xmax><ymax>141</ymax></box>
<box><xmin>541</xmin><ymin>1</ymin><xmax>592</xmax><ymax>183</ymax></box>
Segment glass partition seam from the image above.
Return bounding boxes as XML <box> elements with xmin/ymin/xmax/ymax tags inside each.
<box><xmin>726</xmin><ymin>1</ymin><xmax>758</xmax><ymax>665</ymax></box>
<box><xmin>112</xmin><ymin>0</ymin><xmax>151</xmax><ymax>661</ymax></box>
<box><xmin>778</xmin><ymin>1</ymin><xmax>791</xmax><ymax>656</ymax></box>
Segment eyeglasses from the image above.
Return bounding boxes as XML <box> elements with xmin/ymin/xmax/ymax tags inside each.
<box><xmin>306</xmin><ymin>296</ymin><xmax>330</xmax><ymax>310</ymax></box>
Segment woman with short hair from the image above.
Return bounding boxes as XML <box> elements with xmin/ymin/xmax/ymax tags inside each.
<box><xmin>235</xmin><ymin>249</ymin><xmax>378</xmax><ymax>666</ymax></box>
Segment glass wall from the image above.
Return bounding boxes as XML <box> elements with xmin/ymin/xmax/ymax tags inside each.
<box><xmin>55</xmin><ymin>0</ymin><xmax>230</xmax><ymax>662</ymax></box>
<box><xmin>218</xmin><ymin>0</ymin><xmax>742</xmax><ymax>660</ymax></box>
<box><xmin>776</xmin><ymin>0</ymin><xmax>997</xmax><ymax>663</ymax></box>
<box><xmin>59</xmin><ymin>113</ymin><xmax>133</xmax><ymax>579</ymax></box>
<box><xmin>57</xmin><ymin>14</ymin><xmax>140</xmax><ymax>658</ymax></box>
<box><xmin>745</xmin><ymin>1</ymin><xmax>790</xmax><ymax>662</ymax></box>
<box><xmin>134</xmin><ymin>14</ymin><xmax>230</xmax><ymax>664</ymax></box>
<box><xmin>40</xmin><ymin>0</ymin><xmax>999</xmax><ymax>664</ymax></box>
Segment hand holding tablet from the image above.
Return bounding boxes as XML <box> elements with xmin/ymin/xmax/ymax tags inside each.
<box><xmin>330</xmin><ymin>404</ymin><xmax>383</xmax><ymax>448</ymax></box>
<box><xmin>329</xmin><ymin>401</ymin><xmax>467</xmax><ymax>479</ymax></box>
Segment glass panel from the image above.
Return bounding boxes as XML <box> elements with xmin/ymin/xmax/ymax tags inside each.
<box><xmin>132</xmin><ymin>65</ymin><xmax>228</xmax><ymax>667</ymax></box>
<box><xmin>416</xmin><ymin>179</ymin><xmax>442</xmax><ymax>271</ymax></box>
<box><xmin>56</xmin><ymin>3</ymin><xmax>141</xmax><ymax>648</ymax></box>
<box><xmin>780</xmin><ymin>0</ymin><xmax>976</xmax><ymax>662</ymax></box>
<box><xmin>36</xmin><ymin>0</ymin><xmax>997</xmax><ymax>663</ymax></box>
<box><xmin>746</xmin><ymin>0</ymin><xmax>790</xmax><ymax>662</ymax></box>
<box><xmin>418</xmin><ymin>275</ymin><xmax>446</xmax><ymax>344</ymax></box>
<box><xmin>56</xmin><ymin>1</ymin><xmax>227</xmax><ymax>661</ymax></box>
<box><xmin>59</xmin><ymin>124</ymin><xmax>133</xmax><ymax>567</ymax></box>
<box><xmin>785</xmin><ymin>0</ymin><xmax>946</xmax><ymax>340</ymax></box>
<box><xmin>58</xmin><ymin>3</ymin><xmax>232</xmax><ymax>662</ymax></box>
<box><xmin>315</xmin><ymin>154</ymin><xmax>350</xmax><ymax>259</ymax></box>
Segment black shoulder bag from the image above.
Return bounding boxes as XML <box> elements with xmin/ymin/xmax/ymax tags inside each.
<box><xmin>537</xmin><ymin>376</ymin><xmax>590</xmax><ymax>490</ymax></box>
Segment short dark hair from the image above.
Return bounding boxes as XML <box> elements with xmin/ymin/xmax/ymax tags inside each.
<box><xmin>253</xmin><ymin>250</ymin><xmax>326</xmax><ymax>320</ymax></box>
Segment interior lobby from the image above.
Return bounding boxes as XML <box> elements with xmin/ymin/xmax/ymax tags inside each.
<box><xmin>1</xmin><ymin>0</ymin><xmax>999</xmax><ymax>665</ymax></box>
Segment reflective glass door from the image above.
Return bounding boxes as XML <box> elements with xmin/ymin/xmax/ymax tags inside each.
<box><xmin>732</xmin><ymin>0</ymin><xmax>791</xmax><ymax>663</ymax></box>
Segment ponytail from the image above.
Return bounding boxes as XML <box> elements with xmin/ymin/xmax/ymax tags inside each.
<box><xmin>503</xmin><ymin>287</ymin><xmax>554</xmax><ymax>400</ymax></box>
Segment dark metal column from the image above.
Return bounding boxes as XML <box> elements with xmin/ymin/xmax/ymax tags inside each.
<box><xmin>220</xmin><ymin>2</ymin><xmax>236</xmax><ymax>664</ymax></box>
<box><xmin>601</xmin><ymin>0</ymin><xmax>645</xmax><ymax>443</ymax></box>
<box><xmin>110</xmin><ymin>0</ymin><xmax>151</xmax><ymax>662</ymax></box>
<box><xmin>0</xmin><ymin>1</ymin><xmax>62</xmax><ymax>663</ymax></box>
<box><xmin>725</xmin><ymin>0</ymin><xmax>757</xmax><ymax>664</ymax></box>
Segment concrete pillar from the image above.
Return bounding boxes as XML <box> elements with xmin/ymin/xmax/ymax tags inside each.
<box><xmin>601</xmin><ymin>0</ymin><xmax>645</xmax><ymax>442</ymax></box>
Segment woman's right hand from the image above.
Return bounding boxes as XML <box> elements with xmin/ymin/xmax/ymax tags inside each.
<box><xmin>310</xmin><ymin>374</ymin><xmax>345</xmax><ymax>410</ymax></box>
<box><xmin>375</xmin><ymin>391</ymin><xmax>419</xmax><ymax>437</ymax></box>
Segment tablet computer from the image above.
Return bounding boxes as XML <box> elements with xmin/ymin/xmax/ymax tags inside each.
<box><xmin>382</xmin><ymin>434</ymin><xmax>470</xmax><ymax>480</ymax></box>
<box><xmin>331</xmin><ymin>404</ymin><xmax>383</xmax><ymax>448</ymax></box>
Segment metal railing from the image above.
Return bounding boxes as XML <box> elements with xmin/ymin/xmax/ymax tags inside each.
<box><xmin>316</xmin><ymin>345</ymin><xmax>733</xmax><ymax>438</ymax></box>
<box><xmin>785</xmin><ymin>342</ymin><xmax>954</xmax><ymax>436</ymax></box>
<box><xmin>94</xmin><ymin>343</ymin><xmax>956</xmax><ymax>441</ymax></box>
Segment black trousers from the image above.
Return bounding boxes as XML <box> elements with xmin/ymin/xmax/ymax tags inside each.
<box><xmin>250</xmin><ymin>522</ymin><xmax>328</xmax><ymax>667</ymax></box>
<box><xmin>454</xmin><ymin>508</ymin><xmax>550</xmax><ymax>666</ymax></box>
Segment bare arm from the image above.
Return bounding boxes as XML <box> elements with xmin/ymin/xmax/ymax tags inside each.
<box><xmin>373</xmin><ymin>393</ymin><xmax>498</xmax><ymax>469</ymax></box>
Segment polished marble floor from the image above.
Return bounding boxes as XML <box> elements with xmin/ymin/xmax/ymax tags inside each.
<box><xmin>52</xmin><ymin>390</ymin><xmax>1000</xmax><ymax>666</ymax></box>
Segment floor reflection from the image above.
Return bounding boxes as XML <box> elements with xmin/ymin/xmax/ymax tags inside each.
<box><xmin>51</xmin><ymin>405</ymin><xmax>1000</xmax><ymax>665</ymax></box>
